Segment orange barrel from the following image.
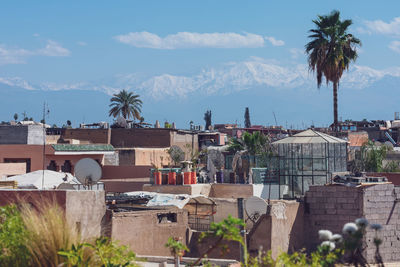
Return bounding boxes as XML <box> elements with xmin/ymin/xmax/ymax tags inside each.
<box><xmin>184</xmin><ymin>172</ymin><xmax>191</xmax><ymax>184</ymax></box>
<box><xmin>191</xmin><ymin>171</ymin><xmax>197</xmax><ymax>184</ymax></box>
<box><xmin>168</xmin><ymin>172</ymin><xmax>176</xmax><ymax>185</ymax></box>
<box><xmin>154</xmin><ymin>172</ymin><xmax>162</xmax><ymax>185</ymax></box>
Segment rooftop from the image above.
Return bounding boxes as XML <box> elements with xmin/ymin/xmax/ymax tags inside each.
<box><xmin>273</xmin><ymin>129</ymin><xmax>347</xmax><ymax>144</ymax></box>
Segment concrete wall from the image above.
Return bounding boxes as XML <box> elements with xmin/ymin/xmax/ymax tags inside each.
<box><xmin>62</xmin><ymin>128</ymin><xmax>111</xmax><ymax>144</ymax></box>
<box><xmin>247</xmin><ymin>215</ymin><xmax>271</xmax><ymax>255</ymax></box>
<box><xmin>362</xmin><ymin>184</ymin><xmax>400</xmax><ymax>263</ymax></box>
<box><xmin>0</xmin><ymin>125</ymin><xmax>44</xmax><ymax>145</ymax></box>
<box><xmin>269</xmin><ymin>200</ymin><xmax>304</xmax><ymax>258</ymax></box>
<box><xmin>104</xmin><ymin>152</ymin><xmax>119</xmax><ymax>166</ymax></box>
<box><xmin>132</xmin><ymin>148</ymin><xmax>170</xmax><ymax>166</ymax></box>
<box><xmin>101</xmin><ymin>165</ymin><xmax>151</xmax><ymax>193</ymax></box>
<box><xmin>143</xmin><ymin>184</ymin><xmax>211</xmax><ymax>196</ymax></box>
<box><xmin>0</xmin><ymin>162</ymin><xmax>26</xmax><ymax>178</ymax></box>
<box><xmin>0</xmin><ymin>190</ymin><xmax>105</xmax><ymax>239</ymax></box>
<box><xmin>304</xmin><ymin>186</ymin><xmax>363</xmax><ymax>250</ymax></box>
<box><xmin>65</xmin><ymin>190</ymin><xmax>106</xmax><ymax>238</ymax></box>
<box><xmin>305</xmin><ymin>184</ymin><xmax>400</xmax><ymax>264</ymax></box>
<box><xmin>211</xmin><ymin>198</ymin><xmax>239</xmax><ymax>223</ymax></box>
<box><xmin>102</xmin><ymin>165</ymin><xmax>151</xmax><ymax>179</ymax></box>
<box><xmin>0</xmin><ymin>144</ymin><xmax>47</xmax><ymax>172</ymax></box>
<box><xmin>209</xmin><ymin>184</ymin><xmax>253</xmax><ymax>198</ymax></box>
<box><xmin>111</xmin><ymin>128</ymin><xmax>171</xmax><ymax>148</ymax></box>
<box><xmin>170</xmin><ymin>131</ymin><xmax>198</xmax><ymax>157</ymax></box>
<box><xmin>110</xmin><ymin>209</ymin><xmax>189</xmax><ymax>256</ymax></box>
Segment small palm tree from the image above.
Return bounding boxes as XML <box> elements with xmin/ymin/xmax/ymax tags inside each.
<box><xmin>305</xmin><ymin>10</ymin><xmax>361</xmax><ymax>132</ymax></box>
<box><xmin>108</xmin><ymin>89</ymin><xmax>142</xmax><ymax>120</ymax></box>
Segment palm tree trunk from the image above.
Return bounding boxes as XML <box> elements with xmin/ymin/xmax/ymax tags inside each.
<box><xmin>333</xmin><ymin>82</ymin><xmax>338</xmax><ymax>132</ymax></box>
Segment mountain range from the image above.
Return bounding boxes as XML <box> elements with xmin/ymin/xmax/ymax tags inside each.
<box><xmin>0</xmin><ymin>58</ymin><xmax>398</xmax><ymax>128</ymax></box>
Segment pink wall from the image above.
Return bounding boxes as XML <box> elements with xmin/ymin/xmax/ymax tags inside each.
<box><xmin>0</xmin><ymin>144</ymin><xmax>104</xmax><ymax>173</ymax></box>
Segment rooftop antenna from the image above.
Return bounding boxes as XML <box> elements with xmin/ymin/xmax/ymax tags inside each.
<box><xmin>41</xmin><ymin>102</ymin><xmax>50</xmax><ymax>189</ymax></box>
<box><xmin>74</xmin><ymin>158</ymin><xmax>102</xmax><ymax>189</ymax></box>
<box><xmin>272</xmin><ymin>111</ymin><xmax>278</xmax><ymax>126</ymax></box>
<box><xmin>244</xmin><ymin>196</ymin><xmax>268</xmax><ymax>224</ymax></box>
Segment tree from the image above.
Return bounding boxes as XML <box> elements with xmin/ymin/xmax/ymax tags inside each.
<box><xmin>305</xmin><ymin>10</ymin><xmax>361</xmax><ymax>132</ymax></box>
<box><xmin>108</xmin><ymin>89</ymin><xmax>142</xmax><ymax>120</ymax></box>
<box><xmin>66</xmin><ymin>120</ymin><xmax>72</xmax><ymax>128</ymax></box>
<box><xmin>204</xmin><ymin>110</ymin><xmax>212</xmax><ymax>130</ymax></box>
<box><xmin>244</xmin><ymin>107</ymin><xmax>251</xmax><ymax>128</ymax></box>
<box><xmin>13</xmin><ymin>113</ymin><xmax>18</xmax><ymax>121</ymax></box>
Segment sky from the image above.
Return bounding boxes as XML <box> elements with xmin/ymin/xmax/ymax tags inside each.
<box><xmin>1</xmin><ymin>1</ymin><xmax>400</xmax><ymax>128</ymax></box>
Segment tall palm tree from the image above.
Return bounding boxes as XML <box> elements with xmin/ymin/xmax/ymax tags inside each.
<box><xmin>305</xmin><ymin>10</ymin><xmax>361</xmax><ymax>132</ymax></box>
<box><xmin>108</xmin><ymin>89</ymin><xmax>142</xmax><ymax>120</ymax></box>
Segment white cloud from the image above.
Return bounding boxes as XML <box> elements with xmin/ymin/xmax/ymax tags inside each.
<box><xmin>0</xmin><ymin>77</ymin><xmax>35</xmax><ymax>90</ymax></box>
<box><xmin>37</xmin><ymin>40</ymin><xmax>70</xmax><ymax>57</ymax></box>
<box><xmin>77</xmin><ymin>41</ymin><xmax>87</xmax><ymax>46</ymax></box>
<box><xmin>114</xmin><ymin>31</ymin><xmax>266</xmax><ymax>49</ymax></box>
<box><xmin>289</xmin><ymin>48</ymin><xmax>304</xmax><ymax>59</ymax></box>
<box><xmin>0</xmin><ymin>46</ymin><xmax>32</xmax><ymax>65</ymax></box>
<box><xmin>265</xmin><ymin>36</ymin><xmax>285</xmax><ymax>46</ymax></box>
<box><xmin>33</xmin><ymin>33</ymin><xmax>40</xmax><ymax>37</ymax></box>
<box><xmin>0</xmin><ymin>40</ymin><xmax>70</xmax><ymax>65</ymax></box>
<box><xmin>389</xmin><ymin>41</ymin><xmax>400</xmax><ymax>53</ymax></box>
<box><xmin>364</xmin><ymin>17</ymin><xmax>400</xmax><ymax>36</ymax></box>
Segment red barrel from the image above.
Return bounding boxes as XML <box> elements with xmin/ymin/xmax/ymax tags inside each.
<box><xmin>184</xmin><ymin>172</ymin><xmax>191</xmax><ymax>184</ymax></box>
<box><xmin>168</xmin><ymin>172</ymin><xmax>176</xmax><ymax>185</ymax></box>
<box><xmin>190</xmin><ymin>171</ymin><xmax>197</xmax><ymax>184</ymax></box>
<box><xmin>154</xmin><ymin>172</ymin><xmax>162</xmax><ymax>185</ymax></box>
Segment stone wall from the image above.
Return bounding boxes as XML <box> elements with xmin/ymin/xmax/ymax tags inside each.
<box><xmin>305</xmin><ymin>184</ymin><xmax>400</xmax><ymax>264</ymax></box>
<box><xmin>304</xmin><ymin>186</ymin><xmax>364</xmax><ymax>250</ymax></box>
<box><xmin>363</xmin><ymin>184</ymin><xmax>400</xmax><ymax>262</ymax></box>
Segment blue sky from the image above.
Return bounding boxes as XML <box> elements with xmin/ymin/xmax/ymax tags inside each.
<box><xmin>1</xmin><ymin>1</ymin><xmax>400</xmax><ymax>127</ymax></box>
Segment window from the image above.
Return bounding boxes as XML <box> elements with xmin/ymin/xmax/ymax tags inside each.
<box><xmin>157</xmin><ymin>212</ymin><xmax>177</xmax><ymax>223</ymax></box>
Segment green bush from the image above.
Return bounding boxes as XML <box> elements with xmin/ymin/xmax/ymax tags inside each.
<box><xmin>58</xmin><ymin>236</ymin><xmax>139</xmax><ymax>267</ymax></box>
<box><xmin>0</xmin><ymin>205</ymin><xmax>30</xmax><ymax>267</ymax></box>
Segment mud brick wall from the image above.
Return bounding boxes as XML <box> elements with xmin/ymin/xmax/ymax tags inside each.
<box><xmin>362</xmin><ymin>184</ymin><xmax>400</xmax><ymax>263</ymax></box>
<box><xmin>305</xmin><ymin>184</ymin><xmax>400</xmax><ymax>264</ymax></box>
<box><xmin>304</xmin><ymin>186</ymin><xmax>363</xmax><ymax>250</ymax></box>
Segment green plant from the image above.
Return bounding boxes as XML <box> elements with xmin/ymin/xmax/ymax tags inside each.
<box><xmin>0</xmin><ymin>205</ymin><xmax>30</xmax><ymax>267</ymax></box>
<box><xmin>165</xmin><ymin>237</ymin><xmax>189</xmax><ymax>267</ymax></box>
<box><xmin>359</xmin><ymin>140</ymin><xmax>391</xmax><ymax>172</ymax></box>
<box><xmin>192</xmin><ymin>215</ymin><xmax>246</xmax><ymax>266</ymax></box>
<box><xmin>59</xmin><ymin>237</ymin><xmax>138</xmax><ymax>267</ymax></box>
<box><xmin>109</xmin><ymin>89</ymin><xmax>142</xmax><ymax>120</ymax></box>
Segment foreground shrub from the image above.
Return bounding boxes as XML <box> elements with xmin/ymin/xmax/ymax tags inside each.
<box><xmin>58</xmin><ymin>236</ymin><xmax>139</xmax><ymax>267</ymax></box>
<box><xmin>20</xmin><ymin>202</ymin><xmax>81</xmax><ymax>267</ymax></box>
<box><xmin>0</xmin><ymin>205</ymin><xmax>30</xmax><ymax>266</ymax></box>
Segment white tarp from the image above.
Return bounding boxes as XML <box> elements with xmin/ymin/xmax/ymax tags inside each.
<box><xmin>6</xmin><ymin>170</ymin><xmax>76</xmax><ymax>190</ymax></box>
<box><xmin>123</xmin><ymin>191</ymin><xmax>214</xmax><ymax>209</ymax></box>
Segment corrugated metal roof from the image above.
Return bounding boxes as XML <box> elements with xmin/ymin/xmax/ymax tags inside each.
<box><xmin>272</xmin><ymin>129</ymin><xmax>347</xmax><ymax>144</ymax></box>
<box><xmin>52</xmin><ymin>144</ymin><xmax>115</xmax><ymax>151</ymax></box>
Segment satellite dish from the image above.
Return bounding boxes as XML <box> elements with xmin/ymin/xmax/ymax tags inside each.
<box><xmin>245</xmin><ymin>196</ymin><xmax>268</xmax><ymax>223</ymax></box>
<box><xmin>74</xmin><ymin>158</ymin><xmax>102</xmax><ymax>186</ymax></box>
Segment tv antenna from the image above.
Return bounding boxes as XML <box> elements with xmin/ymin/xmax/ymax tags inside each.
<box><xmin>41</xmin><ymin>102</ymin><xmax>50</xmax><ymax>189</ymax></box>
<box><xmin>74</xmin><ymin>158</ymin><xmax>102</xmax><ymax>189</ymax></box>
<box><xmin>244</xmin><ymin>196</ymin><xmax>268</xmax><ymax>224</ymax></box>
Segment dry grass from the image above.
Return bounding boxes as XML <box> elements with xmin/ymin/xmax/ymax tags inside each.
<box><xmin>19</xmin><ymin>201</ymin><xmax>83</xmax><ymax>267</ymax></box>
